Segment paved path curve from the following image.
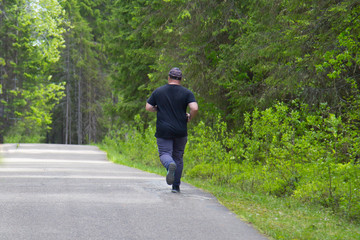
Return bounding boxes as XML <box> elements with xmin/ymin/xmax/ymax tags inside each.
<box><xmin>0</xmin><ymin>144</ymin><xmax>268</xmax><ymax>240</ymax></box>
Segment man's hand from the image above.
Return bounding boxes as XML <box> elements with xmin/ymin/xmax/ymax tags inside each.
<box><xmin>187</xmin><ymin>102</ymin><xmax>198</xmax><ymax>122</ymax></box>
<box><xmin>186</xmin><ymin>113</ymin><xmax>191</xmax><ymax>122</ymax></box>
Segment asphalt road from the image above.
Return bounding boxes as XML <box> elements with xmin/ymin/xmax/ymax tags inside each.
<box><xmin>0</xmin><ymin>144</ymin><xmax>268</xmax><ymax>240</ymax></box>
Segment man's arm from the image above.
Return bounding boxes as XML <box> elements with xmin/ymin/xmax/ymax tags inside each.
<box><xmin>146</xmin><ymin>102</ymin><xmax>157</xmax><ymax>112</ymax></box>
<box><xmin>187</xmin><ymin>102</ymin><xmax>198</xmax><ymax>122</ymax></box>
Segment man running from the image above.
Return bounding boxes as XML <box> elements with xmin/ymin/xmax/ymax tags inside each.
<box><xmin>146</xmin><ymin>67</ymin><xmax>198</xmax><ymax>193</ymax></box>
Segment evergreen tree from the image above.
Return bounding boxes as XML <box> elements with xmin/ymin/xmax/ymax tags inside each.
<box><xmin>0</xmin><ymin>0</ymin><xmax>66</xmax><ymax>142</ymax></box>
<box><xmin>49</xmin><ymin>0</ymin><xmax>110</xmax><ymax>144</ymax></box>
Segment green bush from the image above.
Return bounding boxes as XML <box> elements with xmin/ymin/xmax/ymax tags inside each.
<box><xmin>102</xmin><ymin>102</ymin><xmax>360</xmax><ymax>221</ymax></box>
<box><xmin>102</xmin><ymin>114</ymin><xmax>161</xmax><ymax>168</ymax></box>
<box><xmin>4</xmin><ymin>121</ymin><xmax>46</xmax><ymax>143</ymax></box>
<box><xmin>185</xmin><ymin>102</ymin><xmax>360</xmax><ymax>221</ymax></box>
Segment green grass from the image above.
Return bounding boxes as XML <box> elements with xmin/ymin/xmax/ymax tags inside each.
<box><xmin>4</xmin><ymin>134</ymin><xmax>44</xmax><ymax>144</ymax></box>
<box><xmin>99</xmin><ymin>144</ymin><xmax>165</xmax><ymax>176</ymax></box>
<box><xmin>99</xmin><ymin>144</ymin><xmax>360</xmax><ymax>240</ymax></box>
<box><xmin>186</xmin><ymin>180</ymin><xmax>359</xmax><ymax>240</ymax></box>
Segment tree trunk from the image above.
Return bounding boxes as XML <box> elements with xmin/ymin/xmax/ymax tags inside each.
<box><xmin>0</xmin><ymin>66</ymin><xmax>4</xmax><ymax>144</ymax></box>
<box><xmin>77</xmin><ymin>68</ymin><xmax>82</xmax><ymax>145</ymax></box>
<box><xmin>65</xmin><ymin>42</ymin><xmax>71</xmax><ymax>144</ymax></box>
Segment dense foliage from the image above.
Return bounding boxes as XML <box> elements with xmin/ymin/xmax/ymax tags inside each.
<box><xmin>1</xmin><ymin>0</ymin><xmax>359</xmax><ymax>224</ymax></box>
<box><xmin>100</xmin><ymin>0</ymin><xmax>360</xmax><ymax>222</ymax></box>
<box><xmin>0</xmin><ymin>0</ymin><xmax>66</xmax><ymax>142</ymax></box>
<box><xmin>103</xmin><ymin>100</ymin><xmax>360</xmax><ymax>221</ymax></box>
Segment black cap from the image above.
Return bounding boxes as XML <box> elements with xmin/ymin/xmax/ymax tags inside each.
<box><xmin>168</xmin><ymin>67</ymin><xmax>182</xmax><ymax>80</ymax></box>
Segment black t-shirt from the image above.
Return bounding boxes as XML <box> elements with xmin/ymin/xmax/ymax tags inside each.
<box><xmin>147</xmin><ymin>84</ymin><xmax>196</xmax><ymax>138</ymax></box>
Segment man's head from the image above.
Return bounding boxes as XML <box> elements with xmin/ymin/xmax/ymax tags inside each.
<box><xmin>168</xmin><ymin>67</ymin><xmax>182</xmax><ymax>81</ymax></box>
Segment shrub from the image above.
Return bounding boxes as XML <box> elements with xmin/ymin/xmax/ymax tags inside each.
<box><xmin>102</xmin><ymin>102</ymin><xmax>360</xmax><ymax>221</ymax></box>
<box><xmin>102</xmin><ymin>114</ymin><xmax>160</xmax><ymax>168</ymax></box>
<box><xmin>185</xmin><ymin>101</ymin><xmax>360</xmax><ymax>220</ymax></box>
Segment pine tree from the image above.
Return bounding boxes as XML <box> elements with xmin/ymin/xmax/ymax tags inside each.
<box><xmin>0</xmin><ymin>0</ymin><xmax>66</xmax><ymax>142</ymax></box>
<box><xmin>49</xmin><ymin>0</ymin><xmax>110</xmax><ymax>144</ymax></box>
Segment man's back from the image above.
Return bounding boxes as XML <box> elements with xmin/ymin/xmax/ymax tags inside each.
<box><xmin>147</xmin><ymin>84</ymin><xmax>195</xmax><ymax>138</ymax></box>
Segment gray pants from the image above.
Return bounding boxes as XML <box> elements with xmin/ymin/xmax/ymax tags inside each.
<box><xmin>157</xmin><ymin>137</ymin><xmax>187</xmax><ymax>187</ymax></box>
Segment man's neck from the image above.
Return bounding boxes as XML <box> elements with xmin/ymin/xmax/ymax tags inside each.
<box><xmin>168</xmin><ymin>79</ymin><xmax>181</xmax><ymax>85</ymax></box>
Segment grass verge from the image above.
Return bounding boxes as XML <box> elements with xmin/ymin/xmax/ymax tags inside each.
<box><xmin>187</xmin><ymin>180</ymin><xmax>359</xmax><ymax>240</ymax></box>
<box><xmin>99</xmin><ymin>144</ymin><xmax>360</xmax><ymax>240</ymax></box>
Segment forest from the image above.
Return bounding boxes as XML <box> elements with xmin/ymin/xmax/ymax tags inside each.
<box><xmin>1</xmin><ymin>0</ymin><xmax>360</xmax><ymax>234</ymax></box>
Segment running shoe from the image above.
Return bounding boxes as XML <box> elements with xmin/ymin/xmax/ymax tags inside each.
<box><xmin>172</xmin><ymin>185</ymin><xmax>180</xmax><ymax>193</ymax></box>
<box><xmin>166</xmin><ymin>162</ymin><xmax>176</xmax><ymax>185</ymax></box>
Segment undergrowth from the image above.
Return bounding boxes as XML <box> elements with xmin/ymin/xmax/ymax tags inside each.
<box><xmin>100</xmin><ymin>101</ymin><xmax>360</xmax><ymax>240</ymax></box>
